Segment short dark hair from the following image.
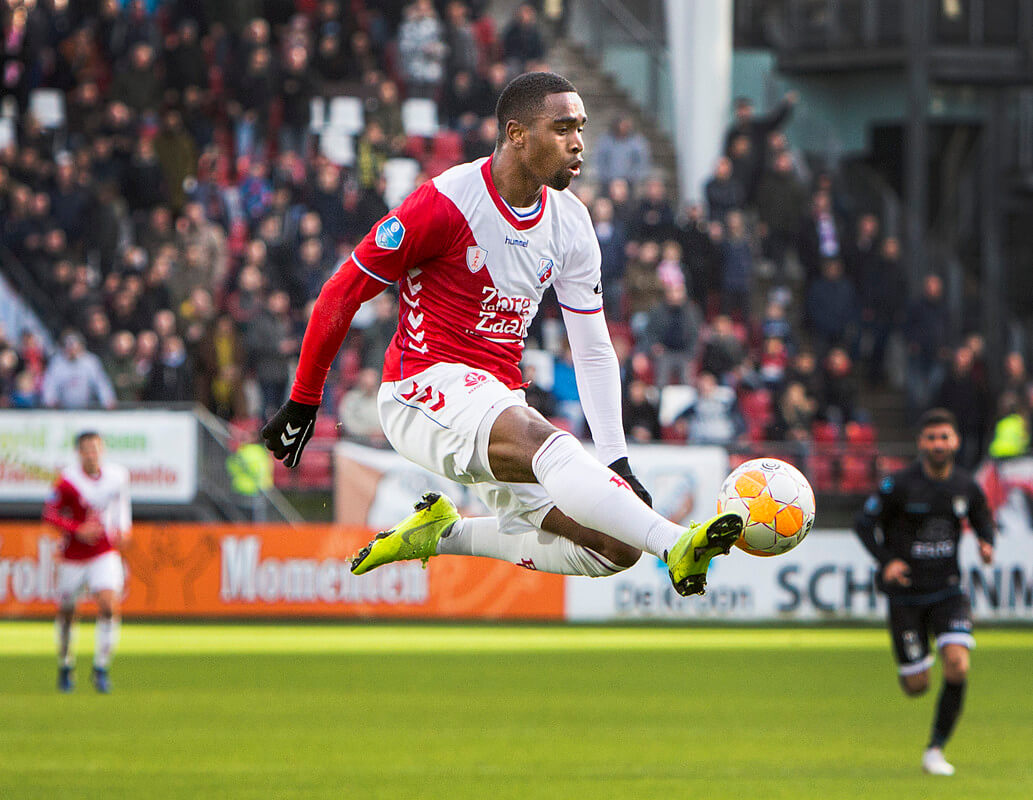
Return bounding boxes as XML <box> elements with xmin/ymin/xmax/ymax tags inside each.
<box><xmin>495</xmin><ymin>71</ymin><xmax>578</xmax><ymax>145</ymax></box>
<box><xmin>76</xmin><ymin>430</ymin><xmax>101</xmax><ymax>447</ymax></box>
<box><xmin>917</xmin><ymin>408</ymin><xmax>958</xmax><ymax>435</ymax></box>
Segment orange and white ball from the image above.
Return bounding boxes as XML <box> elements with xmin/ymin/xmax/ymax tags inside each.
<box><xmin>717</xmin><ymin>458</ymin><xmax>815</xmax><ymax>557</ymax></box>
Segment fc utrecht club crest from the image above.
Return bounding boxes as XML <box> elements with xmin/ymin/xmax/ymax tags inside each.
<box><xmin>537</xmin><ymin>257</ymin><xmax>554</xmax><ymax>284</ymax></box>
<box><xmin>466</xmin><ymin>246</ymin><xmax>488</xmax><ymax>273</ymax></box>
<box><xmin>375</xmin><ymin>216</ymin><xmax>405</xmax><ymax>250</ymax></box>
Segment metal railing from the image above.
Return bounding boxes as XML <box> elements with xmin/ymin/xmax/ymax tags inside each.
<box><xmin>194</xmin><ymin>407</ymin><xmax>304</xmax><ymax>524</ymax></box>
<box><xmin>737</xmin><ymin>0</ymin><xmax>1031</xmax><ymax>51</ymax></box>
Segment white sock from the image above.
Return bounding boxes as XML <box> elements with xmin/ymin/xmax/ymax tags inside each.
<box><xmin>438</xmin><ymin>517</ymin><xmax>624</xmax><ymax>576</ymax></box>
<box><xmin>531</xmin><ymin>432</ymin><xmax>685</xmax><ymax>560</ymax></box>
<box><xmin>94</xmin><ymin>617</ymin><xmax>120</xmax><ymax>669</ymax></box>
<box><xmin>55</xmin><ymin>615</ymin><xmax>74</xmax><ymax>667</ymax></box>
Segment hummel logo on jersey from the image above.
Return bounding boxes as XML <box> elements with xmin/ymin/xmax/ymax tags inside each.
<box><xmin>375</xmin><ymin>216</ymin><xmax>405</xmax><ymax>250</ymax></box>
<box><xmin>466</xmin><ymin>246</ymin><xmax>488</xmax><ymax>273</ymax></box>
<box><xmin>505</xmin><ymin>235</ymin><xmax>529</xmax><ymax>247</ymax></box>
<box><xmin>537</xmin><ymin>257</ymin><xmax>553</xmax><ymax>284</ymax></box>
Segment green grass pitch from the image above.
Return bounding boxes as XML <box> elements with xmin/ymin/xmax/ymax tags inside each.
<box><xmin>1</xmin><ymin>623</ymin><xmax>1031</xmax><ymax>799</ymax></box>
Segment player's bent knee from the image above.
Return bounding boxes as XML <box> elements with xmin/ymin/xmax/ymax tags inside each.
<box><xmin>900</xmin><ymin>672</ymin><xmax>930</xmax><ymax>696</ymax></box>
<box><xmin>941</xmin><ymin>649</ymin><xmax>969</xmax><ymax>682</ymax></box>
<box><xmin>601</xmin><ymin>540</ymin><xmax>641</xmax><ymax>569</ymax></box>
<box><xmin>567</xmin><ymin>541</ymin><xmax>637</xmax><ymax>577</ymax></box>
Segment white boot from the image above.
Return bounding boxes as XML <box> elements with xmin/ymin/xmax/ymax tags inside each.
<box><xmin>922</xmin><ymin>747</ymin><xmax>955</xmax><ymax>776</ymax></box>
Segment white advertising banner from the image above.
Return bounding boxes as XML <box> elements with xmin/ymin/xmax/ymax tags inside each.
<box><xmin>334</xmin><ymin>441</ymin><xmax>729</xmax><ymax>532</ymax></box>
<box><xmin>0</xmin><ymin>410</ymin><xmax>198</xmax><ymax>503</ymax></box>
<box><xmin>564</xmin><ymin>527</ymin><xmax>1033</xmax><ymax>622</ymax></box>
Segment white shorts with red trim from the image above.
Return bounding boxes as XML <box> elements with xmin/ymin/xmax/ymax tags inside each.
<box><xmin>378</xmin><ymin>362</ymin><xmax>555</xmax><ymax>535</ymax></box>
<box><xmin>57</xmin><ymin>550</ymin><xmax>124</xmax><ymax>602</ymax></box>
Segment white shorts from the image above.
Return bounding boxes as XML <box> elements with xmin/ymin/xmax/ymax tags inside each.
<box><xmin>378</xmin><ymin>363</ymin><xmax>555</xmax><ymax>536</ymax></box>
<box><xmin>57</xmin><ymin>550</ymin><xmax>125</xmax><ymax>603</ymax></box>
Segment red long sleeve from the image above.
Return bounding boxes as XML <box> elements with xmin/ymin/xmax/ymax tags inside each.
<box><xmin>290</xmin><ymin>258</ymin><xmax>390</xmax><ymax>404</ymax></box>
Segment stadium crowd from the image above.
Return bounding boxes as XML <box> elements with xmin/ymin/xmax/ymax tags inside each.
<box><xmin>0</xmin><ymin>0</ymin><xmax>1029</xmax><ymax>471</ymax></box>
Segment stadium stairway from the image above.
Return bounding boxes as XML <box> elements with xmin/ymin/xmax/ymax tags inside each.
<box><xmin>544</xmin><ymin>40</ymin><xmax>678</xmax><ymax>184</ymax></box>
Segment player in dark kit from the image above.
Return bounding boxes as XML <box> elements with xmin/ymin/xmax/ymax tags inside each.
<box><xmin>855</xmin><ymin>408</ymin><xmax>995</xmax><ymax>776</ymax></box>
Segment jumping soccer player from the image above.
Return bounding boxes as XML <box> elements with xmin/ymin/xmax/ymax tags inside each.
<box><xmin>261</xmin><ymin>72</ymin><xmax>742</xmax><ymax>596</ymax></box>
<box><xmin>855</xmin><ymin>408</ymin><xmax>995</xmax><ymax>775</ymax></box>
<box><xmin>43</xmin><ymin>431</ymin><xmax>131</xmax><ymax>693</ymax></box>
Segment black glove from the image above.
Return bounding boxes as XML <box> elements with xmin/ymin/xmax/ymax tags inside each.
<box><xmin>608</xmin><ymin>456</ymin><xmax>652</xmax><ymax>507</ymax></box>
<box><xmin>261</xmin><ymin>400</ymin><xmax>319</xmax><ymax>468</ymax></box>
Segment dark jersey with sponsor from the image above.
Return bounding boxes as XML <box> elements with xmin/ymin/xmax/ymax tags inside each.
<box><xmin>855</xmin><ymin>461</ymin><xmax>995</xmax><ymax>597</ymax></box>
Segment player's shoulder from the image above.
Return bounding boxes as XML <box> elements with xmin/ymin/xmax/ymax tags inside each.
<box><xmin>549</xmin><ymin>185</ymin><xmax>593</xmax><ymax>226</ymax></box>
<box><xmin>429</xmin><ymin>157</ymin><xmax>488</xmax><ymax>204</ymax></box>
<box><xmin>422</xmin><ymin>158</ymin><xmax>489</xmax><ymax>223</ymax></box>
<box><xmin>53</xmin><ymin>465</ymin><xmax>76</xmax><ymax>488</ymax></box>
<box><xmin>105</xmin><ymin>462</ymin><xmax>131</xmax><ymax>485</ymax></box>
<box><xmin>950</xmin><ymin>465</ymin><xmax>982</xmax><ymax>493</ymax></box>
<box><xmin>880</xmin><ymin>463</ymin><xmax>916</xmax><ymax>495</ymax></box>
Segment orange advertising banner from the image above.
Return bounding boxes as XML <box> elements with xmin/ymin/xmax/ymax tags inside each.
<box><xmin>0</xmin><ymin>523</ymin><xmax>564</xmax><ymax>620</ymax></box>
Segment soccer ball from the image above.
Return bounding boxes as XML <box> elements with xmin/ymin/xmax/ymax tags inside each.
<box><xmin>716</xmin><ymin>458</ymin><xmax>815</xmax><ymax>557</ymax></box>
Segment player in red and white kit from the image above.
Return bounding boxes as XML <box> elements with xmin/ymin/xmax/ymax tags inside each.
<box><xmin>43</xmin><ymin>431</ymin><xmax>130</xmax><ymax>693</ymax></box>
<box><xmin>262</xmin><ymin>72</ymin><xmax>743</xmax><ymax>595</ymax></box>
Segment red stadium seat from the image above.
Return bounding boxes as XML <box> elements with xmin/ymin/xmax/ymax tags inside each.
<box><xmin>424</xmin><ymin>157</ymin><xmax>456</xmax><ymax>178</ymax></box>
<box><xmin>739</xmin><ymin>389</ymin><xmax>773</xmax><ymax>428</ymax></box>
<box><xmin>807</xmin><ymin>454</ymin><xmax>837</xmax><ymax>493</ymax></box>
<box><xmin>431</xmin><ymin>130</ymin><xmax>463</xmax><ymax>163</ymax></box>
<box><xmin>877</xmin><ymin>455</ymin><xmax>909</xmax><ymax>475</ymax></box>
<box><xmin>297</xmin><ymin>449</ymin><xmax>334</xmax><ymax>489</ymax></box>
<box><xmin>845</xmin><ymin>421</ymin><xmax>876</xmax><ymax>446</ymax></box>
<box><xmin>840</xmin><ymin>452</ymin><xmax>875</xmax><ymax>493</ymax></box>
<box><xmin>405</xmin><ymin>134</ymin><xmax>428</xmax><ymax>161</ymax></box>
<box><xmin>812</xmin><ymin>421</ymin><xmax>841</xmax><ymax>444</ymax></box>
<box><xmin>313</xmin><ymin>417</ymin><xmax>341</xmax><ymax>442</ymax></box>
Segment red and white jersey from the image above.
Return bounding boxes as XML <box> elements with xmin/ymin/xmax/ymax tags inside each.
<box><xmin>349</xmin><ymin>156</ymin><xmax>602</xmax><ymax>389</ymax></box>
<box><xmin>42</xmin><ymin>462</ymin><xmax>131</xmax><ymax>561</ymax></box>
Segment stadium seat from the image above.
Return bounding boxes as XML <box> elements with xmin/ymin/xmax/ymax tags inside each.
<box><xmin>0</xmin><ymin>118</ymin><xmax>13</xmax><ymax>150</ymax></box>
<box><xmin>431</xmin><ymin>130</ymin><xmax>463</xmax><ymax>163</ymax></box>
<box><xmin>404</xmin><ymin>134</ymin><xmax>428</xmax><ymax>160</ymax></box>
<box><xmin>812</xmin><ymin>421</ymin><xmax>841</xmax><ymax>444</ymax></box>
<box><xmin>807</xmin><ymin>453</ymin><xmax>837</xmax><ymax>493</ymax></box>
<box><xmin>297</xmin><ymin>449</ymin><xmax>334</xmax><ymax>489</ymax></box>
<box><xmin>660</xmin><ymin>424</ymin><xmax>686</xmax><ymax>442</ymax></box>
<box><xmin>337</xmin><ymin>345</ymin><xmax>361</xmax><ymax>390</ymax></box>
<box><xmin>739</xmin><ymin>389</ymin><xmax>773</xmax><ymax>428</ymax></box>
<box><xmin>424</xmin><ymin>157</ymin><xmax>456</xmax><ymax>179</ymax></box>
<box><xmin>313</xmin><ymin>417</ymin><xmax>341</xmax><ymax>442</ymax></box>
<box><xmin>521</xmin><ymin>348</ymin><xmax>555</xmax><ymax>391</ymax></box>
<box><xmin>840</xmin><ymin>452</ymin><xmax>874</xmax><ymax>493</ymax></box>
<box><xmin>326</xmin><ymin>96</ymin><xmax>364</xmax><ymax>136</ymax></box>
<box><xmin>845</xmin><ymin>421</ymin><xmax>876</xmax><ymax>446</ymax></box>
<box><xmin>309</xmin><ymin>97</ymin><xmax>326</xmax><ymax>131</ymax></box>
<box><xmin>28</xmin><ymin>89</ymin><xmax>65</xmax><ymax>129</ymax></box>
<box><xmin>401</xmin><ymin>98</ymin><xmax>439</xmax><ymax>137</ymax></box>
<box><xmin>877</xmin><ymin>455</ymin><xmax>909</xmax><ymax>475</ymax></box>
<box><xmin>382</xmin><ymin>158</ymin><xmax>421</xmax><ymax>207</ymax></box>
<box><xmin>319</xmin><ymin>130</ymin><xmax>356</xmax><ymax>167</ymax></box>
<box><xmin>659</xmin><ymin>384</ymin><xmax>697</xmax><ymax>428</ymax></box>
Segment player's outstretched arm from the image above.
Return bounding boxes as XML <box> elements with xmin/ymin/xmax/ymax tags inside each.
<box><xmin>561</xmin><ymin>306</ymin><xmax>651</xmax><ymax>506</ymax></box>
<box><xmin>261</xmin><ymin>258</ymin><xmax>387</xmax><ymax>468</ymax></box>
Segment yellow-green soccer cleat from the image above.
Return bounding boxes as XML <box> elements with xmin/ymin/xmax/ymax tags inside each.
<box><xmin>665</xmin><ymin>512</ymin><xmax>744</xmax><ymax>597</ymax></box>
<box><xmin>350</xmin><ymin>492</ymin><xmax>460</xmax><ymax>575</ymax></box>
